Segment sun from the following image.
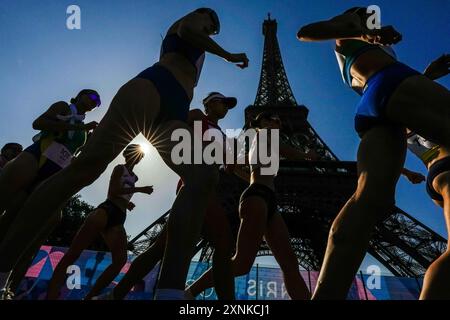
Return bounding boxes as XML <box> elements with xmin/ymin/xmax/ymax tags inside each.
<box><xmin>139</xmin><ymin>143</ymin><xmax>151</xmax><ymax>155</ymax></box>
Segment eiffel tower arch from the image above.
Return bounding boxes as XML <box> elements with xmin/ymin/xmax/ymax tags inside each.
<box><xmin>129</xmin><ymin>15</ymin><xmax>446</xmax><ymax>279</ymax></box>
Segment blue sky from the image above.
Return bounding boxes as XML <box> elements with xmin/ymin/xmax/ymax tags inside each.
<box><xmin>1</xmin><ymin>0</ymin><xmax>449</xmax><ymax>273</ymax></box>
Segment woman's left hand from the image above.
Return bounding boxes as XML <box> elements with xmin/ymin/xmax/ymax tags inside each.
<box><xmin>404</xmin><ymin>170</ymin><xmax>426</xmax><ymax>184</ymax></box>
<box><xmin>127</xmin><ymin>201</ymin><xmax>136</xmax><ymax>211</ymax></box>
<box><xmin>424</xmin><ymin>54</ymin><xmax>450</xmax><ymax>80</ymax></box>
<box><xmin>363</xmin><ymin>25</ymin><xmax>402</xmax><ymax>46</ymax></box>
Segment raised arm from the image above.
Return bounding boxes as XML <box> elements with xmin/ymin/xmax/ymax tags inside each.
<box><xmin>109</xmin><ymin>165</ymin><xmax>153</xmax><ymax>197</ymax></box>
<box><xmin>297</xmin><ymin>8</ymin><xmax>402</xmax><ymax>46</ymax></box>
<box><xmin>177</xmin><ymin>9</ymin><xmax>248</xmax><ymax>68</ymax></box>
<box><xmin>297</xmin><ymin>12</ymin><xmax>366</xmax><ymax>42</ymax></box>
<box><xmin>32</xmin><ymin>102</ymin><xmax>94</xmax><ymax>132</ymax></box>
<box><xmin>401</xmin><ymin>168</ymin><xmax>426</xmax><ymax>184</ymax></box>
<box><xmin>424</xmin><ymin>54</ymin><xmax>450</xmax><ymax>80</ymax></box>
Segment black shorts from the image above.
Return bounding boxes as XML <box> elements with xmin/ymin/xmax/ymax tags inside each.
<box><xmin>24</xmin><ymin>142</ymin><xmax>63</xmax><ymax>193</ymax></box>
<box><xmin>97</xmin><ymin>200</ymin><xmax>126</xmax><ymax>229</ymax></box>
<box><xmin>354</xmin><ymin>62</ymin><xmax>420</xmax><ymax>137</ymax></box>
<box><xmin>239</xmin><ymin>183</ymin><xmax>277</xmax><ymax>221</ymax></box>
<box><xmin>426</xmin><ymin>157</ymin><xmax>450</xmax><ymax>202</ymax></box>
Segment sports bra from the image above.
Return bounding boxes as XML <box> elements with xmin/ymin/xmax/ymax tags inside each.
<box><xmin>32</xmin><ymin>104</ymin><xmax>87</xmax><ymax>155</ymax></box>
<box><xmin>406</xmin><ymin>132</ymin><xmax>440</xmax><ymax>165</ymax></box>
<box><xmin>249</xmin><ymin>131</ymin><xmax>278</xmax><ymax>177</ymax></box>
<box><xmin>334</xmin><ymin>7</ymin><xmax>397</xmax><ymax>92</ymax></box>
<box><xmin>335</xmin><ymin>41</ymin><xmax>397</xmax><ymax>91</ymax></box>
<box><xmin>161</xmin><ymin>33</ymin><xmax>205</xmax><ymax>86</ymax></box>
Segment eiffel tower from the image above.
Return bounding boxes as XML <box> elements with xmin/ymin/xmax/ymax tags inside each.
<box><xmin>129</xmin><ymin>15</ymin><xmax>446</xmax><ymax>278</ymax></box>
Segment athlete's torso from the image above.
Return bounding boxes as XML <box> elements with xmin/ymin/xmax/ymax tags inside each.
<box><xmin>108</xmin><ymin>164</ymin><xmax>138</xmax><ymax>211</ymax></box>
<box><xmin>249</xmin><ymin>131</ymin><xmax>276</xmax><ymax>190</ymax></box>
<box><xmin>336</xmin><ymin>39</ymin><xmax>398</xmax><ymax>94</ymax></box>
<box><xmin>33</xmin><ymin>103</ymin><xmax>87</xmax><ymax>168</ymax></box>
<box><xmin>158</xmin><ymin>20</ymin><xmax>206</xmax><ymax>100</ymax></box>
<box><xmin>334</xmin><ymin>7</ymin><xmax>399</xmax><ymax>94</ymax></box>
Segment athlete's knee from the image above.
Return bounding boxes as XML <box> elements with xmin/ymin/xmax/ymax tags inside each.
<box><xmin>328</xmin><ymin>221</ymin><xmax>355</xmax><ymax>249</ymax></box>
<box><xmin>354</xmin><ymin>175</ymin><xmax>396</xmax><ymax>213</ymax></box>
<box><xmin>327</xmin><ymin>209</ymin><xmax>377</xmax><ymax>249</ymax></box>
<box><xmin>441</xmin><ymin>250</ymin><xmax>450</xmax><ymax>263</ymax></box>
<box><xmin>427</xmin><ymin>250</ymin><xmax>450</xmax><ymax>274</ymax></box>
<box><xmin>433</xmin><ymin>171</ymin><xmax>450</xmax><ymax>199</ymax></box>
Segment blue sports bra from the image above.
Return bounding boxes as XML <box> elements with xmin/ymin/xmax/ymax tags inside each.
<box><xmin>335</xmin><ymin>40</ymin><xmax>397</xmax><ymax>91</ymax></box>
<box><xmin>161</xmin><ymin>33</ymin><xmax>205</xmax><ymax>86</ymax></box>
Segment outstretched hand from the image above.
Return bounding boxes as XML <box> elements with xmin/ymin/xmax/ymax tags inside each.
<box><xmin>127</xmin><ymin>201</ymin><xmax>136</xmax><ymax>211</ymax></box>
<box><xmin>404</xmin><ymin>170</ymin><xmax>426</xmax><ymax>184</ymax></box>
<box><xmin>363</xmin><ymin>25</ymin><xmax>402</xmax><ymax>46</ymax></box>
<box><xmin>424</xmin><ymin>54</ymin><xmax>450</xmax><ymax>80</ymax></box>
<box><xmin>226</xmin><ymin>53</ymin><xmax>249</xmax><ymax>69</ymax></box>
<box><xmin>141</xmin><ymin>186</ymin><xmax>154</xmax><ymax>195</ymax></box>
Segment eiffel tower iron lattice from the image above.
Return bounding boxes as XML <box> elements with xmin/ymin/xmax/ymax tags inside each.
<box><xmin>129</xmin><ymin>15</ymin><xmax>446</xmax><ymax>279</ymax></box>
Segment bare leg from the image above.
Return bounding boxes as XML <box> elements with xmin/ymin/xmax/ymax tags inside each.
<box><xmin>0</xmin><ymin>79</ymin><xmax>159</xmax><ymax>272</ymax></box>
<box><xmin>188</xmin><ymin>196</ymin><xmax>267</xmax><ymax>295</ymax></box>
<box><xmin>265</xmin><ymin>213</ymin><xmax>310</xmax><ymax>300</ymax></box>
<box><xmin>114</xmin><ymin>195</ymin><xmax>232</xmax><ymax>300</ymax></box>
<box><xmin>46</xmin><ymin>209</ymin><xmax>107</xmax><ymax>299</ymax></box>
<box><xmin>112</xmin><ymin>227</ymin><xmax>167</xmax><ymax>300</ymax></box>
<box><xmin>386</xmin><ymin>74</ymin><xmax>450</xmax><ymax>148</ymax></box>
<box><xmin>148</xmin><ymin>122</ymin><xmax>219</xmax><ymax>291</ymax></box>
<box><xmin>312</xmin><ymin>125</ymin><xmax>406</xmax><ymax>300</ymax></box>
<box><xmin>199</xmin><ymin>196</ymin><xmax>235</xmax><ymax>300</ymax></box>
<box><xmin>1</xmin><ymin>76</ymin><xmax>218</xmax><ymax>298</ymax></box>
<box><xmin>0</xmin><ymin>192</ymin><xmax>28</xmax><ymax>243</ymax></box>
<box><xmin>85</xmin><ymin>225</ymin><xmax>128</xmax><ymax>300</ymax></box>
<box><xmin>0</xmin><ymin>152</ymin><xmax>37</xmax><ymax>215</ymax></box>
<box><xmin>420</xmin><ymin>170</ymin><xmax>450</xmax><ymax>300</ymax></box>
<box><xmin>7</xmin><ymin>211</ymin><xmax>62</xmax><ymax>294</ymax></box>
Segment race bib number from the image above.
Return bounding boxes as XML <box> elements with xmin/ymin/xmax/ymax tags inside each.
<box><xmin>43</xmin><ymin>142</ymin><xmax>73</xmax><ymax>168</ymax></box>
